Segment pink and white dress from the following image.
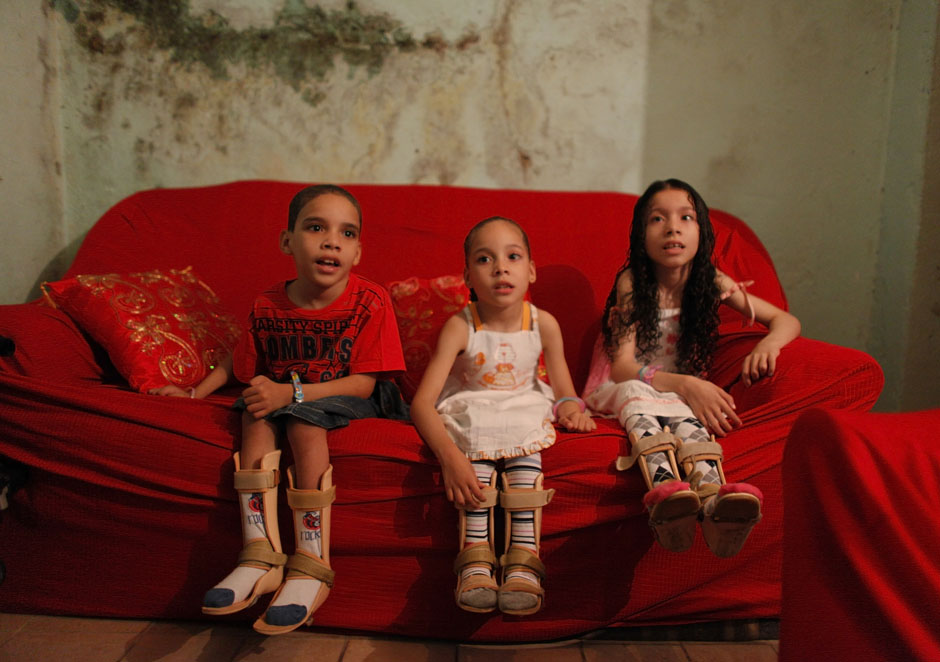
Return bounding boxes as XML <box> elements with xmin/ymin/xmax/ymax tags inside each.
<box><xmin>583</xmin><ymin>307</ymin><xmax>696</xmax><ymax>426</ymax></box>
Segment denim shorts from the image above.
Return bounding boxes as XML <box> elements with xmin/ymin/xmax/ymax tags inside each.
<box><xmin>233</xmin><ymin>379</ymin><xmax>409</xmax><ymax>431</ymax></box>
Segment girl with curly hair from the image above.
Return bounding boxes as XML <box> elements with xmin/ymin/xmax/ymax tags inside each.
<box><xmin>583</xmin><ymin>179</ymin><xmax>800</xmax><ymax>557</ymax></box>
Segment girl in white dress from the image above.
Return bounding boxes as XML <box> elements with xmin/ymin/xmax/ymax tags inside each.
<box><xmin>411</xmin><ymin>217</ymin><xmax>595</xmax><ymax>615</ymax></box>
<box><xmin>584</xmin><ymin>179</ymin><xmax>800</xmax><ymax>557</ymax></box>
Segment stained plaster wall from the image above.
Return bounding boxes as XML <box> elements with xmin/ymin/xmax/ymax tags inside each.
<box><xmin>1</xmin><ymin>0</ymin><xmax>937</xmax><ymax>411</ymax></box>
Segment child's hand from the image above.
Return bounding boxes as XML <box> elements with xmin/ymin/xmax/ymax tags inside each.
<box><xmin>148</xmin><ymin>385</ymin><xmax>192</xmax><ymax>398</ymax></box>
<box><xmin>440</xmin><ymin>448</ymin><xmax>487</xmax><ymax>509</ymax></box>
<box><xmin>242</xmin><ymin>375</ymin><xmax>292</xmax><ymax>419</ymax></box>
<box><xmin>741</xmin><ymin>339</ymin><xmax>782</xmax><ymax>387</ymax></box>
<box><xmin>677</xmin><ymin>375</ymin><xmax>741</xmax><ymax>437</ymax></box>
<box><xmin>558</xmin><ymin>408</ymin><xmax>596</xmax><ymax>433</ymax></box>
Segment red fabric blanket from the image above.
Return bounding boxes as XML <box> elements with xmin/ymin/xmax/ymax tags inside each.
<box><xmin>0</xmin><ymin>181</ymin><xmax>883</xmax><ymax>641</ymax></box>
<box><xmin>780</xmin><ymin>408</ymin><xmax>940</xmax><ymax>661</ymax></box>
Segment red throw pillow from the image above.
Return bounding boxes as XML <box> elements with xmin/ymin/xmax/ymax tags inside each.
<box><xmin>42</xmin><ymin>266</ymin><xmax>241</xmax><ymax>392</ymax></box>
<box><xmin>387</xmin><ymin>274</ymin><xmax>470</xmax><ymax>402</ymax></box>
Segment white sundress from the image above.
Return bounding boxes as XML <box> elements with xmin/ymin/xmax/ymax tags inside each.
<box><xmin>583</xmin><ymin>307</ymin><xmax>696</xmax><ymax>426</ymax></box>
<box><xmin>436</xmin><ymin>302</ymin><xmax>556</xmax><ymax>461</ymax></box>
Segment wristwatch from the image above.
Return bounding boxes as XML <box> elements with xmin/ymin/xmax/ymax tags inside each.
<box><xmin>290</xmin><ymin>371</ymin><xmax>304</xmax><ymax>403</ymax></box>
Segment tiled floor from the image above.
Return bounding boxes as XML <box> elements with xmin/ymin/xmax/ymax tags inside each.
<box><xmin>0</xmin><ymin>612</ymin><xmax>779</xmax><ymax>662</ymax></box>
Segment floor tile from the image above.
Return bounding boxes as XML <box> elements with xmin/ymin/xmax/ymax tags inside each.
<box><xmin>117</xmin><ymin>621</ymin><xmax>246</xmax><ymax>662</ymax></box>
<box><xmin>0</xmin><ymin>613</ymin><xmax>32</xmax><ymax>648</ymax></box>
<box><xmin>583</xmin><ymin>641</ymin><xmax>689</xmax><ymax>662</ymax></box>
<box><xmin>234</xmin><ymin>630</ymin><xmax>347</xmax><ymax>661</ymax></box>
<box><xmin>459</xmin><ymin>640</ymin><xmax>583</xmax><ymax>662</ymax></box>
<box><xmin>682</xmin><ymin>641</ymin><xmax>779</xmax><ymax>662</ymax></box>
<box><xmin>344</xmin><ymin>636</ymin><xmax>455</xmax><ymax>662</ymax></box>
<box><xmin>19</xmin><ymin>614</ymin><xmax>151</xmax><ymax>635</ymax></box>
<box><xmin>0</xmin><ymin>630</ymin><xmax>131</xmax><ymax>662</ymax></box>
<box><xmin>0</xmin><ymin>613</ymin><xmax>32</xmax><ymax>631</ymax></box>
<box><xmin>0</xmin><ymin>613</ymin><xmax>782</xmax><ymax>662</ymax></box>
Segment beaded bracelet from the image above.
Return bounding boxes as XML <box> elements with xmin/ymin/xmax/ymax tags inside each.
<box><xmin>290</xmin><ymin>370</ymin><xmax>305</xmax><ymax>403</ymax></box>
<box><xmin>552</xmin><ymin>396</ymin><xmax>586</xmax><ymax>418</ymax></box>
<box><xmin>637</xmin><ymin>364</ymin><xmax>661</xmax><ymax>385</ymax></box>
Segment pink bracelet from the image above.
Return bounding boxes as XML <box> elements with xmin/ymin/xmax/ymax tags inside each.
<box><xmin>552</xmin><ymin>396</ymin><xmax>585</xmax><ymax>418</ymax></box>
<box><xmin>637</xmin><ymin>364</ymin><xmax>660</xmax><ymax>385</ymax></box>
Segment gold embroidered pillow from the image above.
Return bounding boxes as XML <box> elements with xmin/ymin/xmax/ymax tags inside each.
<box><xmin>387</xmin><ymin>274</ymin><xmax>470</xmax><ymax>402</ymax></box>
<box><xmin>42</xmin><ymin>267</ymin><xmax>241</xmax><ymax>393</ymax></box>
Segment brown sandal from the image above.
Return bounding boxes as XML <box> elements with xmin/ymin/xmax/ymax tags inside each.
<box><xmin>202</xmin><ymin>450</ymin><xmax>288</xmax><ymax>615</ymax></box>
<box><xmin>253</xmin><ymin>465</ymin><xmax>336</xmax><ymax>635</ymax></box>
<box><xmin>497</xmin><ymin>471</ymin><xmax>554</xmax><ymax>616</ymax></box>
<box><xmin>618</xmin><ymin>429</ymin><xmax>700</xmax><ymax>552</ymax></box>
<box><xmin>454</xmin><ymin>473</ymin><xmax>499</xmax><ymax>613</ymax></box>
<box><xmin>679</xmin><ymin>438</ymin><xmax>763</xmax><ymax>557</ymax></box>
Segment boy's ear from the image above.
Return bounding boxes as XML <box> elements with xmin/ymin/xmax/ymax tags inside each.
<box><xmin>353</xmin><ymin>243</ymin><xmax>362</xmax><ymax>266</ymax></box>
<box><xmin>279</xmin><ymin>229</ymin><xmax>293</xmax><ymax>255</ymax></box>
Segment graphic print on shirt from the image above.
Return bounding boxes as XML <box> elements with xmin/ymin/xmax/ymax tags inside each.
<box><xmin>252</xmin><ymin>314</ymin><xmax>358</xmax><ymax>383</ymax></box>
<box><xmin>480</xmin><ymin>343</ymin><xmax>525</xmax><ymax>390</ymax></box>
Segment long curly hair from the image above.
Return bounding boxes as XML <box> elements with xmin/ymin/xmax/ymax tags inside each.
<box><xmin>600</xmin><ymin>179</ymin><xmax>720</xmax><ymax>376</ymax></box>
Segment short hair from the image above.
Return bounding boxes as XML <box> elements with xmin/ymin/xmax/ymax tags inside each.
<box><xmin>462</xmin><ymin>216</ymin><xmax>531</xmax><ymax>267</ymax></box>
<box><xmin>287</xmin><ymin>184</ymin><xmax>362</xmax><ymax>232</ymax></box>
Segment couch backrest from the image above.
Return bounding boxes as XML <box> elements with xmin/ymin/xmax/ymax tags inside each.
<box><xmin>66</xmin><ymin>180</ymin><xmax>786</xmax><ymax>390</ymax></box>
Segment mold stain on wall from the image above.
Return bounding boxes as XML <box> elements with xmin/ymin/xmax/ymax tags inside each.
<box><xmin>54</xmin><ymin>0</ymin><xmax>425</xmax><ymax>105</ymax></box>
<box><xmin>48</xmin><ymin>0</ymin><xmax>642</xmax><ymax>206</ymax></box>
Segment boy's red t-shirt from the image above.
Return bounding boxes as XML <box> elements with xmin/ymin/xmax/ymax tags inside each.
<box><xmin>232</xmin><ymin>273</ymin><xmax>405</xmax><ymax>384</ymax></box>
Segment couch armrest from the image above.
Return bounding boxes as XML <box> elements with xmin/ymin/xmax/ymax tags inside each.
<box><xmin>0</xmin><ymin>303</ymin><xmax>117</xmax><ymax>384</ymax></box>
<box><xmin>712</xmin><ymin>335</ymin><xmax>883</xmax><ymax>421</ymax></box>
<box><xmin>781</xmin><ymin>408</ymin><xmax>940</xmax><ymax>661</ymax></box>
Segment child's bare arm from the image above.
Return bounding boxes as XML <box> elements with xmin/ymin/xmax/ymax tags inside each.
<box><xmin>149</xmin><ymin>354</ymin><xmax>234</xmax><ymax>399</ymax></box>
<box><xmin>538</xmin><ymin>310</ymin><xmax>595</xmax><ymax>432</ymax></box>
<box><xmin>717</xmin><ymin>272</ymin><xmax>801</xmax><ymax>386</ymax></box>
<box><xmin>410</xmin><ymin>315</ymin><xmax>486</xmax><ymax>508</ymax></box>
<box><xmin>607</xmin><ymin>270</ymin><xmax>643</xmax><ymax>384</ymax></box>
<box><xmin>242</xmin><ymin>372</ymin><xmax>377</xmax><ymax>419</ymax></box>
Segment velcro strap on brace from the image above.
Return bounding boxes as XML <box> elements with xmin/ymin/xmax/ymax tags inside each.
<box><xmin>286</xmin><ymin>485</ymin><xmax>336</xmax><ymax>510</ymax></box>
<box><xmin>499</xmin><ymin>548</ymin><xmax>546</xmax><ymax>580</ymax></box>
<box><xmin>453</xmin><ymin>544</ymin><xmax>497</xmax><ymax>574</ymax></box>
<box><xmin>693</xmin><ymin>480</ymin><xmax>721</xmax><ymax>500</ymax></box>
<box><xmin>233</xmin><ymin>468</ymin><xmax>279</xmax><ymax>491</ymax></box>
<box><xmin>286</xmin><ymin>552</ymin><xmax>336</xmax><ymax>587</ymax></box>
<box><xmin>616</xmin><ymin>431</ymin><xmax>678</xmax><ymax>471</ymax></box>
<box><xmin>238</xmin><ymin>540</ymin><xmax>288</xmax><ymax>568</ymax></box>
<box><xmin>499</xmin><ymin>488</ymin><xmax>555</xmax><ymax>511</ymax></box>
<box><xmin>676</xmin><ymin>440</ymin><xmax>724</xmax><ymax>465</ymax></box>
<box><xmin>456</xmin><ymin>486</ymin><xmax>499</xmax><ymax>511</ymax></box>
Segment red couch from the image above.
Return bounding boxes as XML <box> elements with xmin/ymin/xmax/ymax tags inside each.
<box><xmin>0</xmin><ymin>181</ymin><xmax>883</xmax><ymax>642</ymax></box>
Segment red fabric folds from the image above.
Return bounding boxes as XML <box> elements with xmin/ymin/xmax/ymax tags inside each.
<box><xmin>780</xmin><ymin>408</ymin><xmax>940</xmax><ymax>662</ymax></box>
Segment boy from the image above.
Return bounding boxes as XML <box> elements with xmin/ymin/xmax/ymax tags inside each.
<box><xmin>152</xmin><ymin>184</ymin><xmax>405</xmax><ymax>635</ymax></box>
